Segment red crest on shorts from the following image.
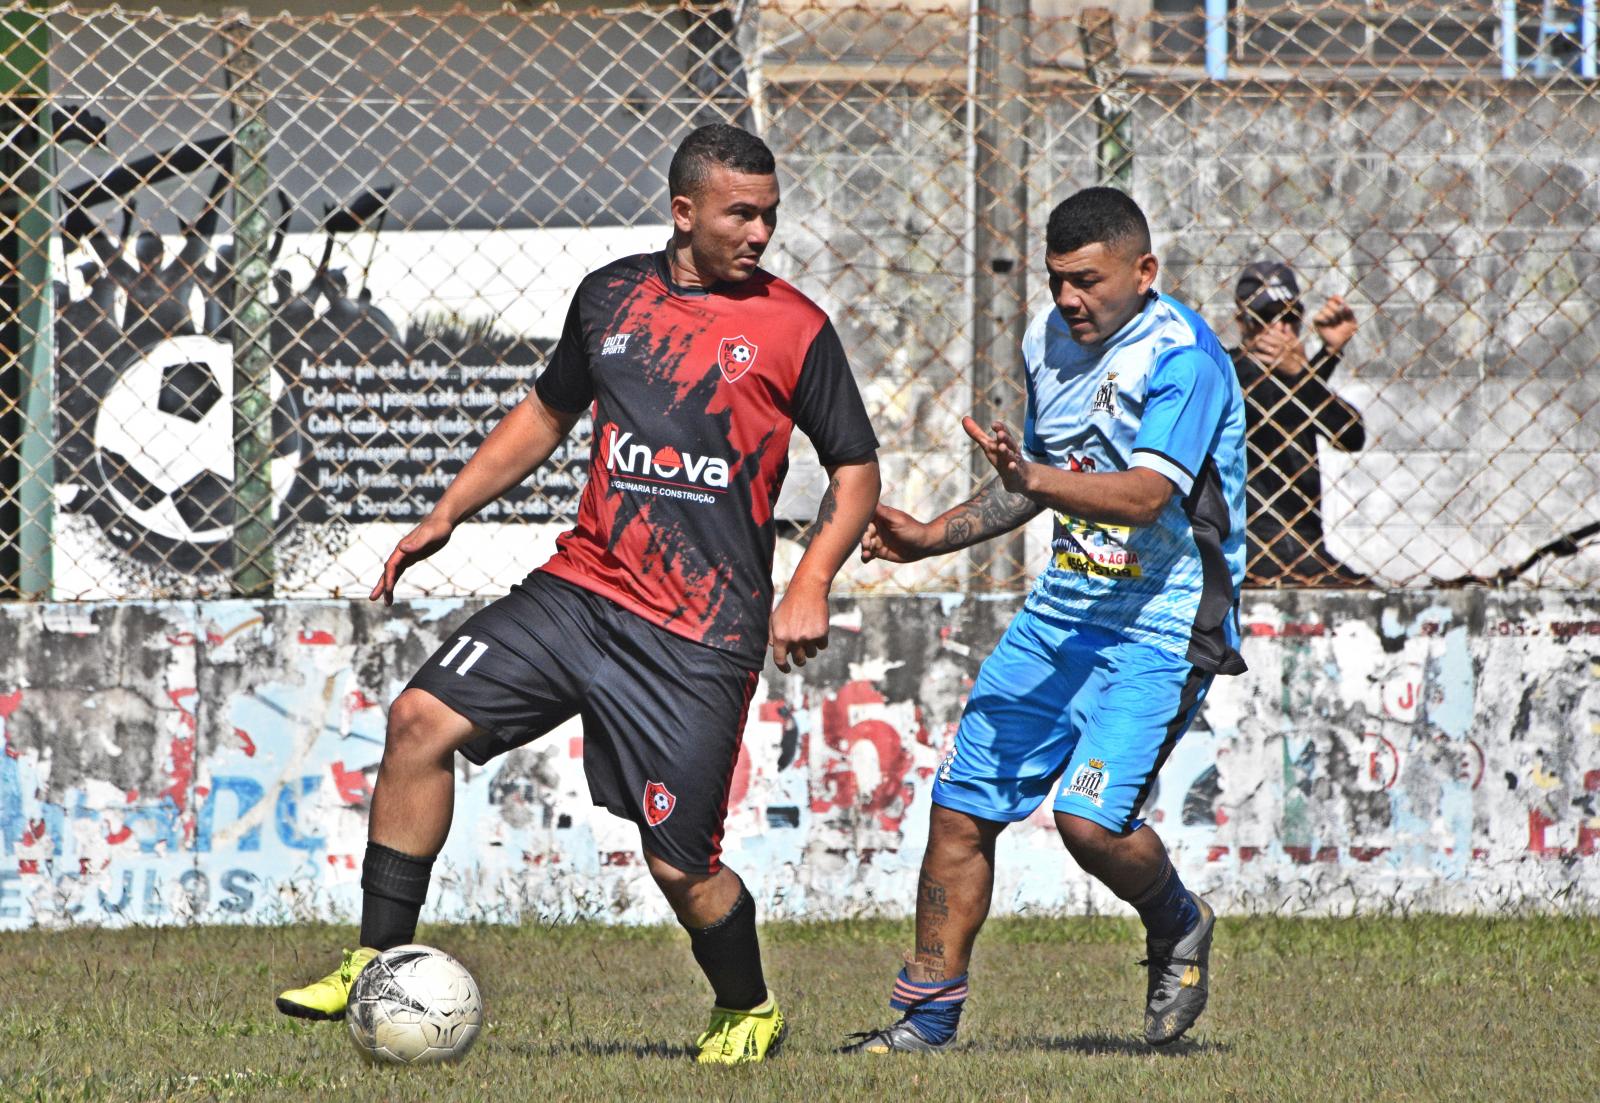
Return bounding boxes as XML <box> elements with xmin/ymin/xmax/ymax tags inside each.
<box><xmin>717</xmin><ymin>335</ymin><xmax>758</xmax><ymax>383</ymax></box>
<box><xmin>643</xmin><ymin>780</ymin><xmax>677</xmax><ymax>826</ymax></box>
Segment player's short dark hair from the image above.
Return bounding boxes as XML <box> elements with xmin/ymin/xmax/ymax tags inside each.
<box><xmin>1045</xmin><ymin>187</ymin><xmax>1151</xmax><ymax>257</ymax></box>
<box><xmin>668</xmin><ymin>123</ymin><xmax>776</xmax><ymax>199</ymax></box>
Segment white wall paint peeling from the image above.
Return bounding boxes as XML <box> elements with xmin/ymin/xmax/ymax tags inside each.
<box><xmin>1</xmin><ymin>591</ymin><xmax>1596</xmax><ymax>928</ymax></box>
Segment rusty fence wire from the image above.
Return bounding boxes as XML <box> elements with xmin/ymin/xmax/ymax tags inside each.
<box><xmin>3</xmin><ymin>1</ymin><xmax>1599</xmax><ymax>602</ymax></box>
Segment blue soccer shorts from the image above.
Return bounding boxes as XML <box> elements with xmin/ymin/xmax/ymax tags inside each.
<box><xmin>932</xmin><ymin>610</ymin><xmax>1212</xmax><ymax>834</ymax></box>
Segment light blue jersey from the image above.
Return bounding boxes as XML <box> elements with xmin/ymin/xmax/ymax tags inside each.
<box><xmin>1019</xmin><ymin>291</ymin><xmax>1248</xmax><ymax>675</ymax></box>
<box><xmin>934</xmin><ymin>289</ymin><xmax>1246</xmax><ymax>829</ymax></box>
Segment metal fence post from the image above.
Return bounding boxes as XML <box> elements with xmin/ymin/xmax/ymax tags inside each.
<box><xmin>0</xmin><ymin>4</ymin><xmax>56</xmax><ymax>599</ymax></box>
<box><xmin>969</xmin><ymin>0</ymin><xmax>1031</xmax><ymax>589</ymax></box>
<box><xmin>1080</xmin><ymin>7</ymin><xmax>1132</xmax><ymax>191</ymax></box>
<box><xmin>223</xmin><ymin>11</ymin><xmax>274</xmax><ymax>597</ymax></box>
<box><xmin>1501</xmin><ymin>0</ymin><xmax>1519</xmax><ymax>78</ymax></box>
<box><xmin>1205</xmin><ymin>0</ymin><xmax>1229</xmax><ymax>80</ymax></box>
<box><xmin>1583</xmin><ymin>0</ymin><xmax>1597</xmax><ymax>79</ymax></box>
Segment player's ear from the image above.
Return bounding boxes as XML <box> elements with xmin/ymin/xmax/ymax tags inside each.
<box><xmin>670</xmin><ymin>192</ymin><xmax>696</xmax><ymax>236</ymax></box>
<box><xmin>1134</xmin><ymin>251</ymin><xmax>1159</xmax><ymax>294</ymax></box>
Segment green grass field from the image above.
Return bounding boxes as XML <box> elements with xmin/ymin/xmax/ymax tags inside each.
<box><xmin>4</xmin><ymin>915</ymin><xmax>1597</xmax><ymax>1102</ymax></box>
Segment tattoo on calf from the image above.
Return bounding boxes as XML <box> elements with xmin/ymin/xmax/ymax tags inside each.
<box><xmin>914</xmin><ymin>871</ymin><xmax>952</xmax><ymax>978</ymax></box>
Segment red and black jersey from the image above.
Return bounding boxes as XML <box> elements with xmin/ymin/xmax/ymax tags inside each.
<box><xmin>534</xmin><ymin>252</ymin><xmax>878</xmax><ymax>667</ymax></box>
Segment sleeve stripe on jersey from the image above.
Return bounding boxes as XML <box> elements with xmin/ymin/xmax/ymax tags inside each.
<box><xmin>1131</xmin><ymin>448</ymin><xmax>1195</xmax><ymax>495</ymax></box>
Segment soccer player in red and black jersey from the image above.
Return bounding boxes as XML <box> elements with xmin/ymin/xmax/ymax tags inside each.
<box><xmin>275</xmin><ymin>124</ymin><xmax>882</xmax><ymax>1064</ymax></box>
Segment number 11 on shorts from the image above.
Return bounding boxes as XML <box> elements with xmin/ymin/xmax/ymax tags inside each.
<box><xmin>439</xmin><ymin>635</ymin><xmax>489</xmax><ymax>675</ymax></box>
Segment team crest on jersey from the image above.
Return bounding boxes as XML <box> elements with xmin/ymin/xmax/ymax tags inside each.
<box><xmin>1066</xmin><ymin>760</ymin><xmax>1109</xmax><ymax>806</ymax></box>
<box><xmin>717</xmin><ymin>335</ymin><xmax>759</xmax><ymax>383</ymax></box>
<box><xmin>643</xmin><ymin>780</ymin><xmax>677</xmax><ymax>826</ymax></box>
<box><xmin>1091</xmin><ymin>371</ymin><xmax>1119</xmax><ymax>415</ymax></box>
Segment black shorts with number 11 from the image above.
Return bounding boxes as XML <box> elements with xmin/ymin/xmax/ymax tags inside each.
<box><xmin>406</xmin><ymin>572</ymin><xmax>760</xmax><ymax>874</ymax></box>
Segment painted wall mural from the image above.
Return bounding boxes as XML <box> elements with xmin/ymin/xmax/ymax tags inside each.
<box><xmin>2</xmin><ymin>589</ymin><xmax>1597</xmax><ymax>929</ymax></box>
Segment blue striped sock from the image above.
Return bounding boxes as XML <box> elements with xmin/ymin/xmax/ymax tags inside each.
<box><xmin>1132</xmin><ymin>859</ymin><xmax>1199</xmax><ymax>942</ymax></box>
<box><xmin>889</xmin><ymin>968</ymin><xmax>968</xmax><ymax>1045</ymax></box>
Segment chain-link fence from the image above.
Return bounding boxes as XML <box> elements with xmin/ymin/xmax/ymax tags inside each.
<box><xmin>3</xmin><ymin>1</ymin><xmax>1599</xmax><ymax>601</ymax></box>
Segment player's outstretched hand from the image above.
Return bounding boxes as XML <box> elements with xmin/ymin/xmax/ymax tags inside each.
<box><xmin>768</xmin><ymin>577</ymin><xmax>829</xmax><ymax>673</ymax></box>
<box><xmin>963</xmin><ymin>416</ymin><xmax>1030</xmax><ymax>495</ymax></box>
<box><xmin>861</xmin><ymin>503</ymin><xmax>935</xmax><ymax>564</ymax></box>
<box><xmin>370</xmin><ymin>515</ymin><xmax>454</xmax><ymax>605</ymax></box>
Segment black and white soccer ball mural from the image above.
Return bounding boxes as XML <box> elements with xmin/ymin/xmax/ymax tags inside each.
<box><xmin>88</xmin><ymin>335</ymin><xmax>305</xmax><ymax>568</ymax></box>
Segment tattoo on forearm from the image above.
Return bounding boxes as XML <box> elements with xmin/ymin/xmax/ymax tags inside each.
<box><xmin>931</xmin><ymin>478</ymin><xmax>1040</xmax><ymax>553</ymax></box>
<box><xmin>978</xmin><ymin>479</ymin><xmax>1037</xmax><ymax>530</ymax></box>
<box><xmin>814</xmin><ymin>473</ymin><xmax>841</xmax><ymax>530</ymax></box>
<box><xmin>942</xmin><ymin>515</ymin><xmax>975</xmax><ymax>548</ymax></box>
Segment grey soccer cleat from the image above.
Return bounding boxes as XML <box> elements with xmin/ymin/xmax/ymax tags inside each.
<box><xmin>839</xmin><ymin>1019</ymin><xmax>956</xmax><ymax>1055</ymax></box>
<box><xmin>1141</xmin><ymin>892</ymin><xmax>1216</xmax><ymax>1046</ymax></box>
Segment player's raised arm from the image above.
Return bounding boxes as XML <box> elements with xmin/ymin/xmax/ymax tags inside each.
<box><xmin>769</xmin><ymin>454</ymin><xmax>880</xmax><ymax>672</ymax></box>
<box><xmin>370</xmin><ymin>390</ymin><xmax>581</xmax><ymax>604</ymax></box>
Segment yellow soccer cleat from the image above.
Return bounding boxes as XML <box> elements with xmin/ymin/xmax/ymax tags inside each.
<box><xmin>275</xmin><ymin>947</ymin><xmax>378</xmax><ymax>1021</ymax></box>
<box><xmin>694</xmin><ymin>992</ymin><xmax>786</xmax><ymax>1065</ymax></box>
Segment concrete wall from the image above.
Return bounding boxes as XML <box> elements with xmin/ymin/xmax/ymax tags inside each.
<box><xmin>3</xmin><ymin>588</ymin><xmax>1597</xmax><ymax>928</ymax></box>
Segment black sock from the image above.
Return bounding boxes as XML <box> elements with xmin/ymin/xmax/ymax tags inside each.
<box><xmin>359</xmin><ymin>842</ymin><xmax>435</xmax><ymax>951</ymax></box>
<box><xmin>684</xmin><ymin>882</ymin><xmax>767</xmax><ymax>1011</ymax></box>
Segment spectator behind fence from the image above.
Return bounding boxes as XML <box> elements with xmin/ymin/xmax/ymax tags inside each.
<box><xmin>1229</xmin><ymin>261</ymin><xmax>1369</xmax><ymax>586</ymax></box>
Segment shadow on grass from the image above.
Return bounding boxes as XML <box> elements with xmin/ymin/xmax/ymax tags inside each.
<box><xmin>991</xmin><ymin>1032</ymin><xmax>1226</xmax><ymax>1057</ymax></box>
<box><xmin>513</xmin><ymin>1039</ymin><xmax>697</xmax><ymax>1061</ymax></box>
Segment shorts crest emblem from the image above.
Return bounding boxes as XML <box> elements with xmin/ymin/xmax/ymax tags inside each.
<box><xmin>643</xmin><ymin>779</ymin><xmax>677</xmax><ymax>826</ymax></box>
<box><xmin>1067</xmin><ymin>761</ymin><xmax>1109</xmax><ymax>806</ymax></box>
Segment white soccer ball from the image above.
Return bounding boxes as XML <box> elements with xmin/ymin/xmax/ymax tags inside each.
<box><xmin>730</xmin><ymin>343</ymin><xmax>752</xmax><ymax>362</ymax></box>
<box><xmin>346</xmin><ymin>945</ymin><xmax>484</xmax><ymax>1065</ymax></box>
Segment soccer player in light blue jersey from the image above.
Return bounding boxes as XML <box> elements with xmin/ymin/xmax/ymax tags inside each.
<box><xmin>842</xmin><ymin>187</ymin><xmax>1248</xmax><ymax>1053</ymax></box>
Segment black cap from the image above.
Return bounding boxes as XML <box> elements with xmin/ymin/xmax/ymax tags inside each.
<box><xmin>1234</xmin><ymin>260</ymin><xmax>1301</xmax><ymax>323</ymax></box>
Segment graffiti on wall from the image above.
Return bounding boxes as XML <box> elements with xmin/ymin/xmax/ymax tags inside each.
<box><xmin>49</xmin><ymin>134</ymin><xmax>613</xmax><ymax>596</ymax></box>
<box><xmin>2</xmin><ymin>591</ymin><xmax>1597</xmax><ymax>928</ymax></box>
